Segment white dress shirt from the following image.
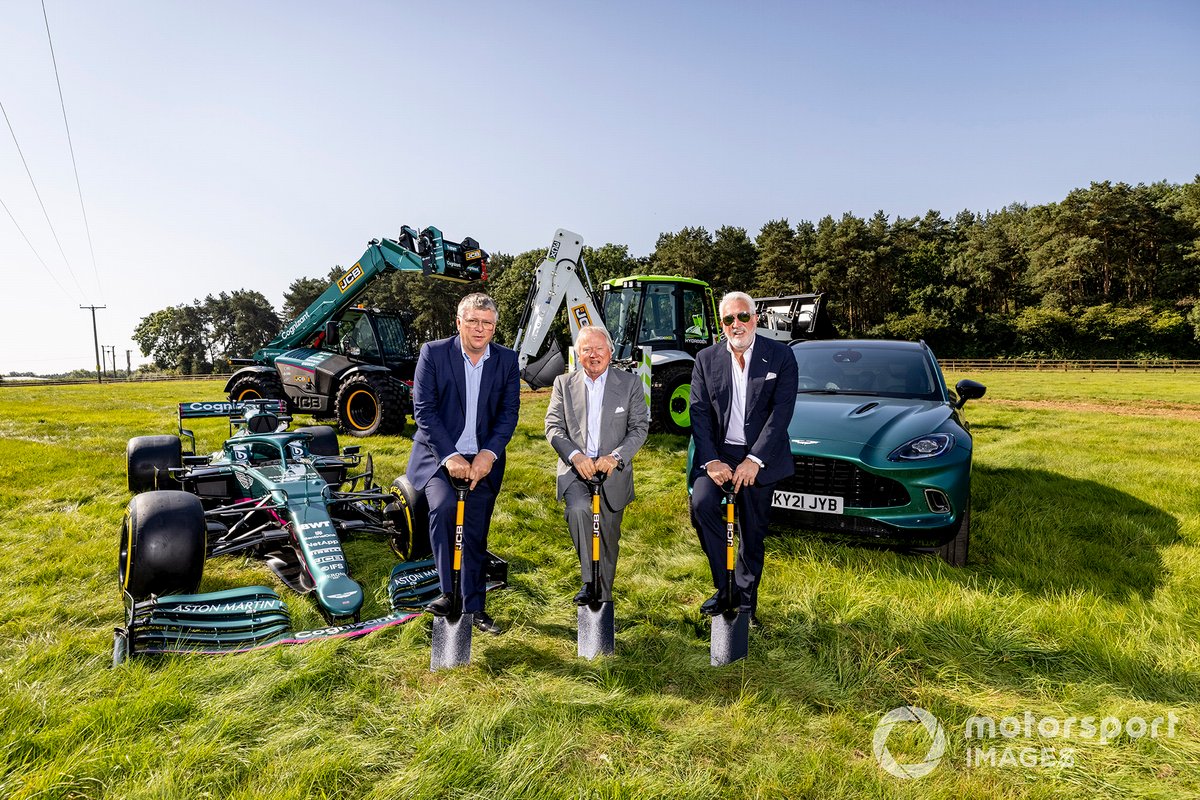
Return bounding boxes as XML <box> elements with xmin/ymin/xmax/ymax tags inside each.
<box><xmin>725</xmin><ymin>339</ymin><xmax>753</xmax><ymax>446</ymax></box>
<box><xmin>568</xmin><ymin>368</ymin><xmax>609</xmax><ymax>461</ymax></box>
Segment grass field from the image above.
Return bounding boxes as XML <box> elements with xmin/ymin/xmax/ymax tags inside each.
<box><xmin>0</xmin><ymin>372</ymin><xmax>1197</xmax><ymax>799</ymax></box>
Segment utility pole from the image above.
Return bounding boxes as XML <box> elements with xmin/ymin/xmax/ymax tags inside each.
<box><xmin>126</xmin><ymin>349</ymin><xmax>132</xmax><ymax>378</ymax></box>
<box><xmin>80</xmin><ymin>305</ymin><xmax>105</xmax><ymax>383</ymax></box>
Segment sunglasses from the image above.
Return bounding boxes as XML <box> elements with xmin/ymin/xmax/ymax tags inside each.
<box><xmin>721</xmin><ymin>311</ymin><xmax>753</xmax><ymax>326</ymax></box>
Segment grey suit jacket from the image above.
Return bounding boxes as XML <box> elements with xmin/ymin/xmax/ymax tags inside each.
<box><xmin>545</xmin><ymin>366</ymin><xmax>649</xmax><ymax>510</ymax></box>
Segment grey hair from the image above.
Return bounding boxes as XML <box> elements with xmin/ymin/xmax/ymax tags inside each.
<box><xmin>457</xmin><ymin>292</ymin><xmax>499</xmax><ymax>321</ymax></box>
<box><xmin>719</xmin><ymin>291</ymin><xmax>755</xmax><ymax>315</ymax></box>
<box><xmin>574</xmin><ymin>324</ymin><xmax>614</xmax><ymax>354</ymax></box>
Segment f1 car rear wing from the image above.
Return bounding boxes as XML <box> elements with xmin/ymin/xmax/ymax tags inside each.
<box><xmin>177</xmin><ymin>399</ymin><xmax>290</xmax><ymax>454</ymax></box>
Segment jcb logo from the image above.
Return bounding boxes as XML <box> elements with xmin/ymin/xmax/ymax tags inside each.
<box><xmin>571</xmin><ymin>304</ymin><xmax>593</xmax><ymax>328</ymax></box>
<box><xmin>549</xmin><ymin>240</ymin><xmax>560</xmax><ymax>261</ymax></box>
<box><xmin>338</xmin><ymin>264</ymin><xmax>365</xmax><ymax>293</ymax></box>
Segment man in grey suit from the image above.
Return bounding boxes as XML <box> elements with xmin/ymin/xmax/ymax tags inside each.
<box><xmin>545</xmin><ymin>325</ymin><xmax>650</xmax><ymax>604</ymax></box>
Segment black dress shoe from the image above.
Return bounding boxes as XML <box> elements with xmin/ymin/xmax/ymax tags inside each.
<box><xmin>574</xmin><ymin>584</ymin><xmax>594</xmax><ymax>605</ymax></box>
<box><xmin>473</xmin><ymin>611</ymin><xmax>501</xmax><ymax>635</ymax></box>
<box><xmin>700</xmin><ymin>592</ymin><xmax>720</xmax><ymax>616</ymax></box>
<box><xmin>427</xmin><ymin>593</ymin><xmax>454</xmax><ymax>617</ymax></box>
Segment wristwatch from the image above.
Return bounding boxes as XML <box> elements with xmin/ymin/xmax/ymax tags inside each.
<box><xmin>611</xmin><ymin>453</ymin><xmax>625</xmax><ymax>470</ymax></box>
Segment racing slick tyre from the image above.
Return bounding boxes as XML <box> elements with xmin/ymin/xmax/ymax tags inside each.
<box><xmin>119</xmin><ymin>490</ymin><xmax>206</xmax><ymax>600</ymax></box>
<box><xmin>295</xmin><ymin>425</ymin><xmax>340</xmax><ymax>456</ymax></box>
<box><xmin>653</xmin><ymin>363</ymin><xmax>694</xmax><ymax>436</ymax></box>
<box><xmin>127</xmin><ymin>435</ymin><xmax>182</xmax><ymax>493</ymax></box>
<box><xmin>386</xmin><ymin>475</ymin><xmax>432</xmax><ymax>560</ymax></box>
<box><xmin>937</xmin><ymin>504</ymin><xmax>970</xmax><ymax>567</ymax></box>
<box><xmin>228</xmin><ymin>372</ymin><xmax>286</xmax><ymax>403</ymax></box>
<box><xmin>335</xmin><ymin>373</ymin><xmax>406</xmax><ymax>437</ymax></box>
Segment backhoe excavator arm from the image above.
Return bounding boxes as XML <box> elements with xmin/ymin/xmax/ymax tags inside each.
<box><xmin>510</xmin><ymin>229</ymin><xmax>602</xmax><ymax>388</ymax></box>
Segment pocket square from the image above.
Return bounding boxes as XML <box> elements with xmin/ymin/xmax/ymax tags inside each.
<box><xmin>614</xmin><ymin>406</ymin><xmax>626</xmax><ymax>414</ymax></box>
<box><xmin>766</xmin><ymin>372</ymin><xmax>777</xmax><ymax>380</ymax></box>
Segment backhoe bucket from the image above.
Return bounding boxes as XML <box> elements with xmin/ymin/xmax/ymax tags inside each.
<box><xmin>521</xmin><ymin>339</ymin><xmax>566</xmax><ymax>390</ymax></box>
<box><xmin>710</xmin><ymin>609</ymin><xmax>750</xmax><ymax>665</ymax></box>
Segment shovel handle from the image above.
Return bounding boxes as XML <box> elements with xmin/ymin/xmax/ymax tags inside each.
<box><xmin>589</xmin><ymin>474</ymin><xmax>604</xmax><ymax>598</ymax></box>
<box><xmin>592</xmin><ymin>493</ymin><xmax>602</xmax><ymax>563</ymax></box>
<box><xmin>721</xmin><ymin>481</ymin><xmax>737</xmax><ymax>605</ymax></box>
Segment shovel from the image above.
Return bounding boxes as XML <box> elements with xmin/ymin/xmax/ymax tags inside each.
<box><xmin>710</xmin><ymin>481</ymin><xmax>749</xmax><ymax>666</ymax></box>
<box><xmin>577</xmin><ymin>472</ymin><xmax>614</xmax><ymax>659</ymax></box>
<box><xmin>431</xmin><ymin>475</ymin><xmax>473</xmax><ymax>671</ymax></box>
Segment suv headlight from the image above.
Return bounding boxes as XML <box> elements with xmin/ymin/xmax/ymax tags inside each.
<box><xmin>889</xmin><ymin>433</ymin><xmax>954</xmax><ymax>461</ymax></box>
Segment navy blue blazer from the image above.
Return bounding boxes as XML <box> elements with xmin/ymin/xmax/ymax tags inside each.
<box><xmin>688</xmin><ymin>335</ymin><xmax>799</xmax><ymax>485</ymax></box>
<box><xmin>406</xmin><ymin>335</ymin><xmax>521</xmax><ymax>492</ymax></box>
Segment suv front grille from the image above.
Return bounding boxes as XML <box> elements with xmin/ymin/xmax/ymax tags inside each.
<box><xmin>780</xmin><ymin>455</ymin><xmax>909</xmax><ymax>508</ymax></box>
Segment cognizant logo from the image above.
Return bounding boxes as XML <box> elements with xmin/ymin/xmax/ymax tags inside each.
<box><xmin>873</xmin><ymin>706</ymin><xmax>947</xmax><ymax>779</ymax></box>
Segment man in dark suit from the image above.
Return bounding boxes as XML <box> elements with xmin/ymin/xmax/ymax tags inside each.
<box><xmin>407</xmin><ymin>292</ymin><xmax>520</xmax><ymax>635</ymax></box>
<box><xmin>689</xmin><ymin>291</ymin><xmax>798</xmax><ymax>626</ymax></box>
<box><xmin>545</xmin><ymin>325</ymin><xmax>649</xmax><ymax>604</ymax></box>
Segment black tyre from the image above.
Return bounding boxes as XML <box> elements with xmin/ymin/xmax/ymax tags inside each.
<box><xmin>386</xmin><ymin>475</ymin><xmax>431</xmax><ymax>560</ymax></box>
<box><xmin>295</xmin><ymin>425</ymin><xmax>340</xmax><ymax>456</ymax></box>
<box><xmin>335</xmin><ymin>373</ymin><xmax>406</xmax><ymax>437</ymax></box>
<box><xmin>127</xmin><ymin>435</ymin><xmax>182</xmax><ymax>493</ymax></box>
<box><xmin>119</xmin><ymin>490</ymin><xmax>206</xmax><ymax>600</ymax></box>
<box><xmin>229</xmin><ymin>372</ymin><xmax>285</xmax><ymax>403</ymax></box>
<box><xmin>653</xmin><ymin>363</ymin><xmax>694</xmax><ymax>436</ymax></box>
<box><xmin>937</xmin><ymin>504</ymin><xmax>970</xmax><ymax>567</ymax></box>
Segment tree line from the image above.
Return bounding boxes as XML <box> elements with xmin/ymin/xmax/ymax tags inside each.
<box><xmin>133</xmin><ymin>177</ymin><xmax>1200</xmax><ymax>372</ymax></box>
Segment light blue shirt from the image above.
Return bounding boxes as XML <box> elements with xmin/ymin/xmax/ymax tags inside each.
<box><xmin>455</xmin><ymin>343</ymin><xmax>491</xmax><ymax>456</ymax></box>
<box><xmin>583</xmin><ymin>368</ymin><xmax>608</xmax><ymax>458</ymax></box>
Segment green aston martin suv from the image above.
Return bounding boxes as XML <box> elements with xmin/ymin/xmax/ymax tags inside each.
<box><xmin>775</xmin><ymin>339</ymin><xmax>985</xmax><ymax>566</ymax></box>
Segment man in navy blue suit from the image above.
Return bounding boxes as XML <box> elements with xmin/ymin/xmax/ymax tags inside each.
<box><xmin>407</xmin><ymin>292</ymin><xmax>521</xmax><ymax>635</ymax></box>
<box><xmin>689</xmin><ymin>291</ymin><xmax>798</xmax><ymax>627</ymax></box>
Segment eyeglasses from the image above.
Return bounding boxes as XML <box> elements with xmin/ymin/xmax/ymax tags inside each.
<box><xmin>460</xmin><ymin>317</ymin><xmax>496</xmax><ymax>330</ymax></box>
<box><xmin>721</xmin><ymin>311</ymin><xmax>753</xmax><ymax>326</ymax></box>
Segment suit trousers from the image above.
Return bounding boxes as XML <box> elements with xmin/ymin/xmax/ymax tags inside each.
<box><xmin>563</xmin><ymin>479</ymin><xmax>624</xmax><ymax>602</ymax></box>
<box><xmin>690</xmin><ymin>442</ymin><xmax>775</xmax><ymax>613</ymax></box>
<box><xmin>424</xmin><ymin>463</ymin><xmax>496</xmax><ymax>614</ymax></box>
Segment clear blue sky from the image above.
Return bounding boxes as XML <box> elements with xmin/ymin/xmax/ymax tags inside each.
<box><xmin>2</xmin><ymin>1</ymin><xmax>1197</xmax><ymax>374</ymax></box>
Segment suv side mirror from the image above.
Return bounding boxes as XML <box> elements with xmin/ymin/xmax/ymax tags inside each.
<box><xmin>955</xmin><ymin>379</ymin><xmax>987</xmax><ymax>408</ymax></box>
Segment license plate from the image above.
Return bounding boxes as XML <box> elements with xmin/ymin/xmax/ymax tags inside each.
<box><xmin>772</xmin><ymin>490</ymin><xmax>843</xmax><ymax>515</ymax></box>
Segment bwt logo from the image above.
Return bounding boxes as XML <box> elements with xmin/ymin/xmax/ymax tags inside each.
<box><xmin>873</xmin><ymin>706</ymin><xmax>947</xmax><ymax>779</ymax></box>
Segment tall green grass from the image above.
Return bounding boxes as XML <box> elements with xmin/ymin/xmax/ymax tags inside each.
<box><xmin>0</xmin><ymin>374</ymin><xmax>1196</xmax><ymax>799</ymax></box>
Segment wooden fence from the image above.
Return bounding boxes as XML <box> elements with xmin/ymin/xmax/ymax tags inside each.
<box><xmin>0</xmin><ymin>373</ymin><xmax>233</xmax><ymax>388</ymax></box>
<box><xmin>8</xmin><ymin>360</ymin><xmax>1200</xmax><ymax>387</ymax></box>
<box><xmin>940</xmin><ymin>359</ymin><xmax>1200</xmax><ymax>372</ymax></box>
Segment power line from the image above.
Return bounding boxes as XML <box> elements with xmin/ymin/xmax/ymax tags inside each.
<box><xmin>42</xmin><ymin>0</ymin><xmax>100</xmax><ymax>296</ymax></box>
<box><xmin>0</xmin><ymin>98</ymin><xmax>88</xmax><ymax>299</ymax></box>
<box><xmin>0</xmin><ymin>191</ymin><xmax>79</xmax><ymax>300</ymax></box>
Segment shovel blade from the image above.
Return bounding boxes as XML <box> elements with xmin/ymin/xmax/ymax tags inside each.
<box><xmin>710</xmin><ymin>610</ymin><xmax>749</xmax><ymax>666</ymax></box>
<box><xmin>577</xmin><ymin>601</ymin><xmax>615</xmax><ymax>659</ymax></box>
<box><xmin>430</xmin><ymin>613</ymin><xmax>473</xmax><ymax>671</ymax></box>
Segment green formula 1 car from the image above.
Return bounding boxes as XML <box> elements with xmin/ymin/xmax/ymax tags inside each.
<box><xmin>113</xmin><ymin>399</ymin><xmax>505</xmax><ymax>664</ymax></box>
